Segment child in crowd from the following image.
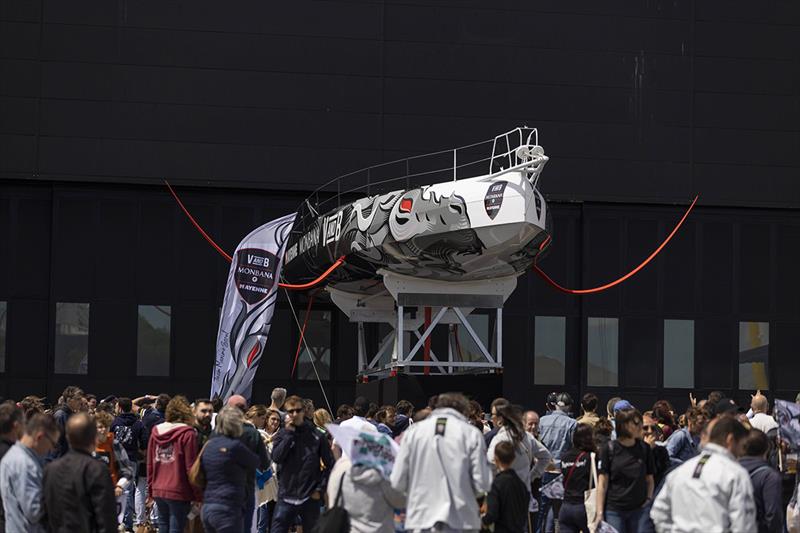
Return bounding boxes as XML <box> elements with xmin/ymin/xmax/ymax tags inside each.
<box><xmin>483</xmin><ymin>441</ymin><xmax>529</xmax><ymax>533</ymax></box>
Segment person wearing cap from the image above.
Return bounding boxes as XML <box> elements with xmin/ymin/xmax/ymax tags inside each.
<box><xmin>537</xmin><ymin>392</ymin><xmax>576</xmax><ymax>533</ymax></box>
<box><xmin>664</xmin><ymin>406</ymin><xmax>708</xmax><ymax>467</ymax></box>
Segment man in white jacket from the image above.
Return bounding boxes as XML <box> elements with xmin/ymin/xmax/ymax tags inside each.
<box><xmin>391</xmin><ymin>392</ymin><xmax>491</xmax><ymax>532</ymax></box>
<box><xmin>650</xmin><ymin>416</ymin><xmax>756</xmax><ymax>533</ymax></box>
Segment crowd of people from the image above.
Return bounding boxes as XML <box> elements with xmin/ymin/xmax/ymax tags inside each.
<box><xmin>0</xmin><ymin>385</ymin><xmax>797</xmax><ymax>533</ymax></box>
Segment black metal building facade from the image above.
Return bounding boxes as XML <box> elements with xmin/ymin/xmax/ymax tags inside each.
<box><xmin>1</xmin><ymin>1</ymin><xmax>798</xmax><ymax>412</ymax></box>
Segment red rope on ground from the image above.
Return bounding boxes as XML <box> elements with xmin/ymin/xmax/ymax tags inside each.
<box><xmin>291</xmin><ymin>295</ymin><xmax>315</xmax><ymax>377</ymax></box>
<box><xmin>165</xmin><ymin>180</ymin><xmax>233</xmax><ymax>263</ymax></box>
<box><xmin>165</xmin><ymin>180</ymin><xmax>346</xmax><ymax>290</ymax></box>
<box><xmin>533</xmin><ymin>195</ymin><xmax>698</xmax><ymax>294</ymax></box>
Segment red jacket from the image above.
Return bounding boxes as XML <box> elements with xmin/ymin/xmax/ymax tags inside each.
<box><xmin>147</xmin><ymin>422</ymin><xmax>201</xmax><ymax>501</ymax></box>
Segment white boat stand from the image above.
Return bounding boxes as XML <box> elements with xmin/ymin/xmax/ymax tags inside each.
<box><xmin>329</xmin><ymin>271</ymin><xmax>518</xmax><ymax>379</ymax></box>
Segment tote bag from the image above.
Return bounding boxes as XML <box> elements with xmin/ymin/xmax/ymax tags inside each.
<box><xmin>585</xmin><ymin>451</ymin><xmax>598</xmax><ymax>533</ymax></box>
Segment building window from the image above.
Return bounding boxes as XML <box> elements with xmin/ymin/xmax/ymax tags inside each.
<box><xmin>739</xmin><ymin>321</ymin><xmax>769</xmax><ymax>390</ymax></box>
<box><xmin>137</xmin><ymin>305</ymin><xmax>172</xmax><ymax>376</ymax></box>
<box><xmin>534</xmin><ymin>316</ymin><xmax>566</xmax><ymax>385</ymax></box>
<box><xmin>297</xmin><ymin>310</ymin><xmax>331</xmax><ymax>380</ymax></box>
<box><xmin>54</xmin><ymin>302</ymin><xmax>89</xmax><ymax>374</ymax></box>
<box><xmin>0</xmin><ymin>301</ymin><xmax>6</xmax><ymax>372</ymax></box>
<box><xmin>452</xmin><ymin>314</ymin><xmax>490</xmax><ymax>363</ymax></box>
<box><xmin>587</xmin><ymin>317</ymin><xmax>618</xmax><ymax>387</ymax></box>
<box><xmin>663</xmin><ymin>320</ymin><xmax>694</xmax><ymax>388</ymax></box>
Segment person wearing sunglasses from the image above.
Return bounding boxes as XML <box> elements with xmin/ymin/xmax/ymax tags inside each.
<box><xmin>271</xmin><ymin>395</ymin><xmax>334</xmax><ymax>533</ymax></box>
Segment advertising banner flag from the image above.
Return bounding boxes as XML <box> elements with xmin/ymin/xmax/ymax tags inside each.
<box><xmin>211</xmin><ymin>213</ymin><xmax>296</xmax><ymax>401</ymax></box>
<box><xmin>775</xmin><ymin>399</ymin><xmax>800</xmax><ymax>451</ymax></box>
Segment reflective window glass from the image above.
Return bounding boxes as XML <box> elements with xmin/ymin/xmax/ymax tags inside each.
<box><xmin>739</xmin><ymin>321</ymin><xmax>769</xmax><ymax>390</ymax></box>
<box><xmin>663</xmin><ymin>319</ymin><xmax>694</xmax><ymax>388</ymax></box>
<box><xmin>137</xmin><ymin>305</ymin><xmax>171</xmax><ymax>376</ymax></box>
<box><xmin>534</xmin><ymin>316</ymin><xmax>566</xmax><ymax>385</ymax></box>
<box><xmin>453</xmin><ymin>314</ymin><xmax>490</xmax><ymax>363</ymax></box>
<box><xmin>587</xmin><ymin>317</ymin><xmax>618</xmax><ymax>386</ymax></box>
<box><xmin>54</xmin><ymin>302</ymin><xmax>89</xmax><ymax>374</ymax></box>
<box><xmin>297</xmin><ymin>310</ymin><xmax>331</xmax><ymax>380</ymax></box>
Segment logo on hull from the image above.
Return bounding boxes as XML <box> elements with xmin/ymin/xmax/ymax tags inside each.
<box><xmin>484</xmin><ymin>181</ymin><xmax>507</xmax><ymax>220</ymax></box>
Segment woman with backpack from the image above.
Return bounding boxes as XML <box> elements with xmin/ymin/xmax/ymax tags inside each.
<box><xmin>558</xmin><ymin>424</ymin><xmax>596</xmax><ymax>533</ymax></box>
<box><xmin>594</xmin><ymin>408</ymin><xmax>655</xmax><ymax>533</ymax></box>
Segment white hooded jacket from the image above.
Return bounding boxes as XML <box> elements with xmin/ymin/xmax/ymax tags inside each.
<box><xmin>650</xmin><ymin>442</ymin><xmax>757</xmax><ymax>533</ymax></box>
<box><xmin>390</xmin><ymin>407</ymin><xmax>492</xmax><ymax>531</ymax></box>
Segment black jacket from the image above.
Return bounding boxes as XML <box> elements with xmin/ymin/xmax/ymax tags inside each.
<box><xmin>111</xmin><ymin>412</ymin><xmax>146</xmax><ymax>461</ymax></box>
<box><xmin>49</xmin><ymin>406</ymin><xmax>72</xmax><ymax>461</ymax></box>
<box><xmin>740</xmin><ymin>456</ymin><xmax>784</xmax><ymax>533</ymax></box>
<box><xmin>272</xmin><ymin>421</ymin><xmax>334</xmax><ymax>500</ymax></box>
<box><xmin>0</xmin><ymin>438</ymin><xmax>15</xmax><ymax>533</ymax></box>
<box><xmin>43</xmin><ymin>449</ymin><xmax>118</xmax><ymax>533</ymax></box>
<box><xmin>233</xmin><ymin>423</ymin><xmax>270</xmax><ymax>503</ymax></box>
<box><xmin>482</xmin><ymin>469</ymin><xmax>529</xmax><ymax>533</ymax></box>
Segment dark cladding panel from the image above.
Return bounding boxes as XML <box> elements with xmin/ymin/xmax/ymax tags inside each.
<box><xmin>0</xmin><ymin>60</ymin><xmax>40</xmax><ymax>97</ymax></box>
<box><xmin>0</xmin><ymin>198</ymin><xmax>8</xmax><ymax>294</ymax></box>
<box><xmin>772</xmin><ymin>321</ymin><xmax>800</xmax><ymax>392</ymax></box>
<box><xmin>95</xmin><ymin>199</ymin><xmax>137</xmax><ymax>300</ymax></box>
<box><xmin>336</xmin><ymin>318</ymin><xmax>358</xmax><ymax>381</ymax></box>
<box><xmin>582</xmin><ymin>212</ymin><xmax>622</xmax><ymax>314</ymax></box>
<box><xmin>693</xmin><ymin>163</ymin><xmax>798</xmax><ymax>208</ymax></box>
<box><xmin>0</xmin><ymin>0</ymin><xmax>41</xmax><ymax>21</ymax></box>
<box><xmin>776</xmin><ymin>225</ymin><xmax>800</xmax><ymax>316</ymax></box>
<box><xmin>694</xmin><ymin>20</ymin><xmax>797</xmax><ymax>59</ymax></box>
<box><xmin>0</xmin><ymin>134</ymin><xmax>35</xmax><ymax>175</ymax></box>
<box><xmin>90</xmin><ymin>301</ymin><xmax>135</xmax><ymax>377</ymax></box>
<box><xmin>694</xmin><ymin>93</ymin><xmax>797</xmax><ymax>131</ymax></box>
<box><xmin>661</xmin><ymin>218</ymin><xmax>696</xmax><ymax>315</ymax></box>
<box><xmin>173</xmin><ymin>303</ymin><xmax>216</xmax><ymax>381</ymax></box>
<box><xmin>502</xmin><ymin>313</ymin><xmax>530</xmax><ymax>404</ymax></box>
<box><xmin>117</xmin><ymin>29</ymin><xmax>382</xmax><ymax>76</ymax></box>
<box><xmin>531</xmin><ymin>210</ymin><xmax>581</xmax><ymax>314</ymax></box>
<box><xmin>622</xmin><ymin>217</ymin><xmax>659</xmax><ymax>312</ymax></box>
<box><xmin>385</xmin><ymin>42</ymin><xmax>690</xmax><ymax>91</ymax></box>
<box><xmin>0</xmin><ymin>97</ymin><xmax>38</xmax><ymax>136</ymax></box>
<box><xmin>41</xmin><ymin>61</ymin><xmax>113</xmax><ymax>100</ymax></box>
<box><xmin>737</xmin><ymin>223</ymin><xmax>769</xmax><ymax>316</ymax></box>
<box><xmin>699</xmin><ymin>221</ymin><xmax>732</xmax><ymax>314</ymax></box>
<box><xmin>175</xmin><ymin>201</ymin><xmax>218</xmax><ymax>302</ymax></box>
<box><xmin>11</xmin><ymin>195</ymin><xmax>51</xmax><ymax>300</ymax></box>
<box><xmin>0</xmin><ymin>21</ymin><xmax>39</xmax><ymax>59</ymax></box>
<box><xmin>7</xmin><ymin>299</ymin><xmax>49</xmax><ymax>379</ymax></box>
<box><xmin>694</xmin><ymin>128</ymin><xmax>798</xmax><ymax>168</ymax></box>
<box><xmin>41</xmin><ymin>23</ymin><xmax>119</xmax><ymax>63</ymax></box>
<box><xmin>136</xmin><ymin>200</ymin><xmax>177</xmax><ymax>303</ymax></box>
<box><xmin>52</xmin><ymin>195</ymin><xmax>95</xmax><ymax>299</ymax></box>
<box><xmin>384</xmin><ymin>5</ymin><xmax>688</xmax><ymax>54</ymax></box>
<box><xmin>696</xmin><ymin>318</ymin><xmax>733</xmax><ymax>389</ymax></box>
<box><xmin>695</xmin><ymin>57</ymin><xmax>794</xmax><ymax>95</ymax></box>
<box><xmin>621</xmin><ymin>317</ymin><xmax>659</xmax><ymax>388</ymax></box>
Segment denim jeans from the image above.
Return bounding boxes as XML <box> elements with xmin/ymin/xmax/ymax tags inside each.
<box><xmin>604</xmin><ymin>506</ymin><xmax>647</xmax><ymax>533</ymax></box>
<box><xmin>202</xmin><ymin>502</ymin><xmax>242</xmax><ymax>533</ymax></box>
<box><xmin>558</xmin><ymin>501</ymin><xmax>588</xmax><ymax>533</ymax></box>
<box><xmin>122</xmin><ymin>461</ymin><xmax>137</xmax><ymax>528</ymax></box>
<box><xmin>154</xmin><ymin>498</ymin><xmax>191</xmax><ymax>533</ymax></box>
<box><xmin>271</xmin><ymin>498</ymin><xmax>321</xmax><ymax>533</ymax></box>
<box><xmin>134</xmin><ymin>475</ymin><xmax>153</xmax><ymax>525</ymax></box>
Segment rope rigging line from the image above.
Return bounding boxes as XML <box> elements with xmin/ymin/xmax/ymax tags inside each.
<box><xmin>533</xmin><ymin>195</ymin><xmax>698</xmax><ymax>294</ymax></box>
<box><xmin>290</xmin><ymin>294</ymin><xmax>315</xmax><ymax>378</ymax></box>
<box><xmin>164</xmin><ymin>180</ymin><xmax>346</xmax><ymax>290</ymax></box>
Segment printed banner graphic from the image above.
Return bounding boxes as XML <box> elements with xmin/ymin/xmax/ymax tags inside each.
<box><xmin>211</xmin><ymin>213</ymin><xmax>296</xmax><ymax>401</ymax></box>
<box><xmin>775</xmin><ymin>399</ymin><xmax>800</xmax><ymax>451</ymax></box>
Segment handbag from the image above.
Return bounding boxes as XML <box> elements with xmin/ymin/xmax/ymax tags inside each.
<box><xmin>135</xmin><ymin>521</ymin><xmax>158</xmax><ymax>533</ymax></box>
<box><xmin>188</xmin><ymin>442</ymin><xmax>208</xmax><ymax>489</ymax></box>
<box><xmin>312</xmin><ymin>470</ymin><xmax>350</xmax><ymax>533</ymax></box>
<box><xmin>585</xmin><ymin>452</ymin><xmax>598</xmax><ymax>533</ymax></box>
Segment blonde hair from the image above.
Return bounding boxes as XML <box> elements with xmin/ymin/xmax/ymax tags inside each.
<box><xmin>313</xmin><ymin>408</ymin><xmax>332</xmax><ymax>428</ymax></box>
<box><xmin>215</xmin><ymin>406</ymin><xmax>245</xmax><ymax>438</ymax></box>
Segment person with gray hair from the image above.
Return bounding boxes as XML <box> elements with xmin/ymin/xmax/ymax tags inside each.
<box><xmin>201</xmin><ymin>406</ymin><xmax>260</xmax><ymax>532</ymax></box>
<box><xmin>270</xmin><ymin>388</ymin><xmax>287</xmax><ymax>417</ymax></box>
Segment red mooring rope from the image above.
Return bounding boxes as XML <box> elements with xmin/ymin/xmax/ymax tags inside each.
<box><xmin>533</xmin><ymin>195</ymin><xmax>698</xmax><ymax>294</ymax></box>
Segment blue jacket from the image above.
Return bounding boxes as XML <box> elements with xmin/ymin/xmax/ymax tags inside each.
<box><xmin>272</xmin><ymin>421</ymin><xmax>334</xmax><ymax>501</ymax></box>
<box><xmin>665</xmin><ymin>427</ymin><xmax>699</xmax><ymax>466</ymax></box>
<box><xmin>538</xmin><ymin>410</ymin><xmax>576</xmax><ymax>464</ymax></box>
<box><xmin>0</xmin><ymin>443</ymin><xmax>47</xmax><ymax>533</ymax></box>
<box><xmin>201</xmin><ymin>436</ymin><xmax>259</xmax><ymax>509</ymax></box>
